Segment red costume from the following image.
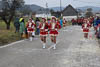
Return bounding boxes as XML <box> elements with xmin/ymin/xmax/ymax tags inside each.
<box><xmin>27</xmin><ymin>21</ymin><xmax>36</xmax><ymax>33</ymax></box>
<box><xmin>49</xmin><ymin>18</ymin><xmax>61</xmax><ymax>36</ymax></box>
<box><xmin>97</xmin><ymin>24</ymin><xmax>100</xmax><ymax>31</ymax></box>
<box><xmin>63</xmin><ymin>19</ymin><xmax>67</xmax><ymax>27</ymax></box>
<box><xmin>39</xmin><ymin>22</ymin><xmax>48</xmax><ymax>36</ymax></box>
<box><xmin>82</xmin><ymin>20</ymin><xmax>90</xmax><ymax>33</ymax></box>
<box><xmin>71</xmin><ymin>19</ymin><xmax>75</xmax><ymax>23</ymax></box>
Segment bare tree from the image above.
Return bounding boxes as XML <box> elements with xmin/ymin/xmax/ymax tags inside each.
<box><xmin>0</xmin><ymin>0</ymin><xmax>24</xmax><ymax>30</ymax></box>
<box><xmin>85</xmin><ymin>8</ymin><xmax>93</xmax><ymax>18</ymax></box>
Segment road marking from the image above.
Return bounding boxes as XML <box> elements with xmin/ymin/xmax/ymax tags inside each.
<box><xmin>0</xmin><ymin>40</ymin><xmax>25</xmax><ymax>49</ymax></box>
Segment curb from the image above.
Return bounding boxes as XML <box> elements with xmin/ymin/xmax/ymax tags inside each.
<box><xmin>0</xmin><ymin>40</ymin><xmax>25</xmax><ymax>49</ymax></box>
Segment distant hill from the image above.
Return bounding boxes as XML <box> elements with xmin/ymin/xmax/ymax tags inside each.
<box><xmin>50</xmin><ymin>7</ymin><xmax>65</xmax><ymax>12</ymax></box>
<box><xmin>50</xmin><ymin>6</ymin><xmax>100</xmax><ymax>12</ymax></box>
<box><xmin>22</xmin><ymin>4</ymin><xmax>45</xmax><ymax>12</ymax></box>
<box><xmin>0</xmin><ymin>2</ymin><xmax>45</xmax><ymax>12</ymax></box>
<box><xmin>77</xmin><ymin>6</ymin><xmax>100</xmax><ymax>12</ymax></box>
<box><xmin>1</xmin><ymin>2</ymin><xmax>100</xmax><ymax>13</ymax></box>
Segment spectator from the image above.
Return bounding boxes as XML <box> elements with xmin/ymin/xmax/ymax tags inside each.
<box><xmin>35</xmin><ymin>18</ymin><xmax>40</xmax><ymax>35</ymax></box>
<box><xmin>19</xmin><ymin>18</ymin><xmax>25</xmax><ymax>38</ymax></box>
<box><xmin>60</xmin><ymin>18</ymin><xmax>63</xmax><ymax>28</ymax></box>
<box><xmin>14</xmin><ymin>17</ymin><xmax>20</xmax><ymax>33</ymax></box>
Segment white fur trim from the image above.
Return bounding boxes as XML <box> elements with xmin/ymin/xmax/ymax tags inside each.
<box><xmin>50</xmin><ymin>34</ymin><xmax>58</xmax><ymax>36</ymax></box>
<box><xmin>39</xmin><ymin>34</ymin><xmax>48</xmax><ymax>36</ymax></box>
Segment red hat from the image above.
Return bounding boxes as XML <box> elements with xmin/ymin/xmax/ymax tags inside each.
<box><xmin>52</xmin><ymin>17</ymin><xmax>56</xmax><ymax>21</ymax></box>
<box><xmin>29</xmin><ymin>18</ymin><xmax>32</xmax><ymax>22</ymax></box>
<box><xmin>42</xmin><ymin>18</ymin><xmax>46</xmax><ymax>21</ymax></box>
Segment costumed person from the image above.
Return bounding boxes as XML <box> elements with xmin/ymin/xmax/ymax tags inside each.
<box><xmin>48</xmin><ymin>17</ymin><xmax>61</xmax><ymax>49</ymax></box>
<box><xmin>26</xmin><ymin>18</ymin><xmax>36</xmax><ymax>41</ymax></box>
<box><xmin>31</xmin><ymin>18</ymin><xmax>36</xmax><ymax>37</ymax></box>
<box><xmin>39</xmin><ymin>18</ymin><xmax>48</xmax><ymax>49</ymax></box>
<box><xmin>63</xmin><ymin>18</ymin><xmax>67</xmax><ymax>27</ymax></box>
<box><xmin>72</xmin><ymin>18</ymin><xmax>75</xmax><ymax>25</ymax></box>
<box><xmin>82</xmin><ymin>19</ymin><xmax>90</xmax><ymax>39</ymax></box>
<box><xmin>56</xmin><ymin>19</ymin><xmax>60</xmax><ymax>26</ymax></box>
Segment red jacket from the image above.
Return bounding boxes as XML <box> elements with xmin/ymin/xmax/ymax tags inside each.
<box><xmin>82</xmin><ymin>23</ymin><xmax>90</xmax><ymax>32</ymax></box>
<box><xmin>39</xmin><ymin>22</ymin><xmax>48</xmax><ymax>32</ymax></box>
<box><xmin>27</xmin><ymin>22</ymin><xmax>36</xmax><ymax>30</ymax></box>
<box><xmin>48</xmin><ymin>22</ymin><xmax>61</xmax><ymax>31</ymax></box>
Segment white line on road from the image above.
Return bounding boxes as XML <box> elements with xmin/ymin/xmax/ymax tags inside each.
<box><xmin>0</xmin><ymin>40</ymin><xmax>25</xmax><ymax>49</ymax></box>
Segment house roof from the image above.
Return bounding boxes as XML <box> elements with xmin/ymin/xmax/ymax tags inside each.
<box><xmin>62</xmin><ymin>4</ymin><xmax>78</xmax><ymax>16</ymax></box>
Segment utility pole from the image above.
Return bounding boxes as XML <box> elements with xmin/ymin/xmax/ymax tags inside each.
<box><xmin>46</xmin><ymin>2</ymin><xmax>48</xmax><ymax>19</ymax></box>
<box><xmin>60</xmin><ymin>0</ymin><xmax>62</xmax><ymax>17</ymax></box>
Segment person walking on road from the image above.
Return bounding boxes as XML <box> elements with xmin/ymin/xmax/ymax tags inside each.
<box><xmin>39</xmin><ymin>18</ymin><xmax>48</xmax><ymax>49</ymax></box>
<box><xmin>82</xmin><ymin>19</ymin><xmax>90</xmax><ymax>39</ymax></box>
<box><xmin>26</xmin><ymin>18</ymin><xmax>36</xmax><ymax>41</ymax></box>
<box><xmin>48</xmin><ymin>17</ymin><xmax>61</xmax><ymax>49</ymax></box>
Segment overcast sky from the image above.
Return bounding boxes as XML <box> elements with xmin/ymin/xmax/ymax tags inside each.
<box><xmin>25</xmin><ymin>0</ymin><xmax>100</xmax><ymax>8</ymax></box>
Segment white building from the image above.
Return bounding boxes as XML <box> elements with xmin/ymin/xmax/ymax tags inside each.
<box><xmin>62</xmin><ymin>4</ymin><xmax>78</xmax><ymax>21</ymax></box>
<box><xmin>35</xmin><ymin>9</ymin><xmax>52</xmax><ymax>18</ymax></box>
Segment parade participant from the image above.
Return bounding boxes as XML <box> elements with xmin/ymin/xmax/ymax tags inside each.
<box><xmin>39</xmin><ymin>18</ymin><xmax>48</xmax><ymax>49</ymax></box>
<box><xmin>88</xmin><ymin>18</ymin><xmax>92</xmax><ymax>27</ymax></box>
<box><xmin>72</xmin><ymin>18</ymin><xmax>75</xmax><ymax>25</ymax></box>
<box><xmin>63</xmin><ymin>18</ymin><xmax>67</xmax><ymax>27</ymax></box>
<box><xmin>80</xmin><ymin>18</ymin><xmax>84</xmax><ymax>25</ymax></box>
<box><xmin>90</xmin><ymin>17</ymin><xmax>94</xmax><ymax>25</ymax></box>
<box><xmin>48</xmin><ymin>17</ymin><xmax>61</xmax><ymax>49</ymax></box>
<box><xmin>82</xmin><ymin>19</ymin><xmax>90</xmax><ymax>39</ymax></box>
<box><xmin>81</xmin><ymin>17</ymin><xmax>84</xmax><ymax>25</ymax></box>
<box><xmin>26</xmin><ymin>18</ymin><xmax>36</xmax><ymax>41</ymax></box>
<box><xmin>56</xmin><ymin>19</ymin><xmax>60</xmax><ymax>25</ymax></box>
<box><xmin>31</xmin><ymin>18</ymin><xmax>36</xmax><ymax>37</ymax></box>
<box><xmin>78</xmin><ymin>18</ymin><xmax>81</xmax><ymax>26</ymax></box>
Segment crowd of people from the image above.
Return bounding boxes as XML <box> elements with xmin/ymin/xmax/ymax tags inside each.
<box><xmin>13</xmin><ymin>16</ymin><xmax>100</xmax><ymax>49</ymax></box>
<box><xmin>71</xmin><ymin>16</ymin><xmax>100</xmax><ymax>39</ymax></box>
<box><xmin>14</xmin><ymin>17</ymin><xmax>67</xmax><ymax>49</ymax></box>
<box><xmin>71</xmin><ymin>17</ymin><xmax>94</xmax><ymax>26</ymax></box>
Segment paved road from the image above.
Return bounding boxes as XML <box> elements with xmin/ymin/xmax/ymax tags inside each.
<box><xmin>0</xmin><ymin>26</ymin><xmax>100</xmax><ymax>67</ymax></box>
